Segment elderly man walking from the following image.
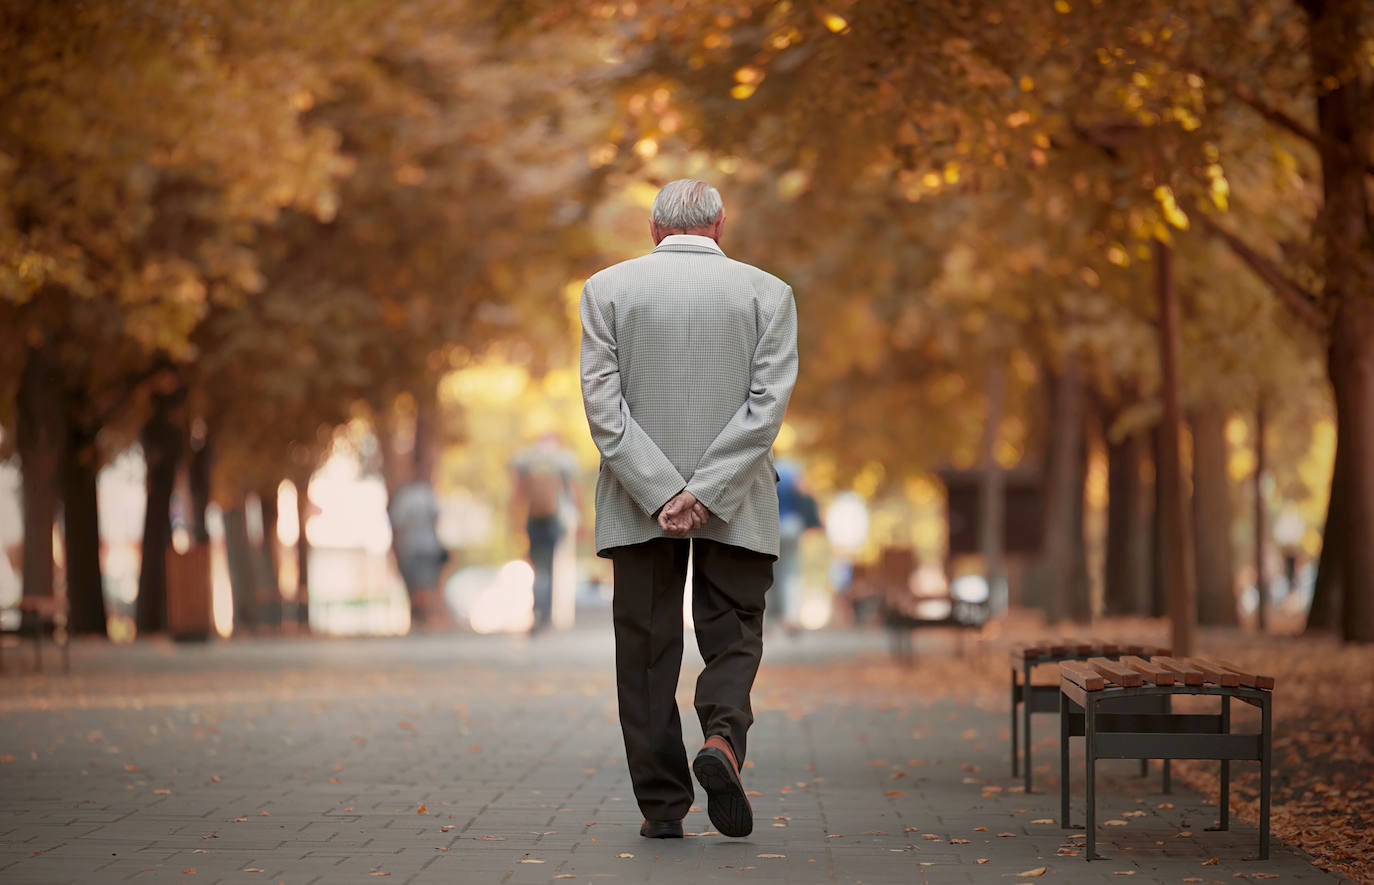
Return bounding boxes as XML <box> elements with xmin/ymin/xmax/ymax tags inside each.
<box><xmin>579</xmin><ymin>179</ymin><xmax>798</xmax><ymax>840</ymax></box>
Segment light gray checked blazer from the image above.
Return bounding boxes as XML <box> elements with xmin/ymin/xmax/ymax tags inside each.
<box><xmin>579</xmin><ymin>234</ymin><xmax>798</xmax><ymax>559</ymax></box>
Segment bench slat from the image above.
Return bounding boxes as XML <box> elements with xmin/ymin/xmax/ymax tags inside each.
<box><xmin>1152</xmin><ymin>656</ymin><xmax>1205</xmax><ymax>686</ymax></box>
<box><xmin>1186</xmin><ymin>657</ymin><xmax>1240</xmax><ymax>687</ymax></box>
<box><xmin>1060</xmin><ymin>660</ymin><xmax>1105</xmax><ymax>691</ymax></box>
<box><xmin>1087</xmin><ymin>638</ymin><xmax>1120</xmax><ymax>656</ymax></box>
<box><xmin>1204</xmin><ymin>656</ymin><xmax>1277</xmax><ymax>691</ymax></box>
<box><xmin>1086</xmin><ymin>657</ymin><xmax>1142</xmax><ymax>687</ymax></box>
<box><xmin>1120</xmin><ymin>655</ymin><xmax>1175</xmax><ymax>686</ymax></box>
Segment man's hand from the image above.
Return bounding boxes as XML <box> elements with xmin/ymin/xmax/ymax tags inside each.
<box><xmin>659</xmin><ymin>490</ymin><xmax>710</xmax><ymax>537</ymax></box>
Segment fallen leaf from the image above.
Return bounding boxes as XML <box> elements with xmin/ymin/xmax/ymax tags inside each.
<box><xmin>519</xmin><ymin>858</ymin><xmax>546</xmax><ymax>863</ymax></box>
<box><xmin>1032</xmin><ymin>818</ymin><xmax>1055</xmax><ymax>824</ymax></box>
<box><xmin>1177</xmin><ymin>831</ymin><xmax>1194</xmax><ymax>838</ymax></box>
<box><xmin>998</xmin><ymin>832</ymin><xmax>1018</xmax><ymax>837</ymax></box>
<box><xmin>474</xmin><ymin>835</ymin><xmax>504</xmax><ymax>841</ymax></box>
<box><xmin>369</xmin><ymin>873</ymin><xmax>391</xmax><ymax>878</ymax></box>
<box><xmin>923</xmin><ymin>833</ymin><xmax>942</xmax><ymax>841</ymax></box>
<box><xmin>978</xmin><ymin>858</ymin><xmax>990</xmax><ymax>864</ymax></box>
<box><xmin>182</xmin><ymin>868</ymin><xmax>195</xmax><ymax>875</ymax></box>
<box><xmin>745</xmin><ymin>790</ymin><xmax>762</xmax><ymax>797</ymax></box>
<box><xmin>1105</xmin><ymin>819</ymin><xmax>1128</xmax><ymax>826</ymax></box>
<box><xmin>974</xmin><ymin>826</ymin><xmax>988</xmax><ymax>831</ymax></box>
<box><xmin>124</xmin><ymin>764</ymin><xmax>139</xmax><ymax>772</ymax></box>
<box><xmin>757</xmin><ymin>853</ymin><xmax>786</xmax><ymax>858</ymax></box>
<box><xmin>1123</xmin><ymin>810</ymin><xmax>1147</xmax><ymax>817</ymax></box>
<box><xmin>950</xmin><ymin>838</ymin><xmax>971</xmax><ymax>844</ymax></box>
<box><xmin>440</xmin><ymin>825</ymin><xmax>454</xmax><ymax>832</ymax></box>
<box><xmin>1114</xmin><ymin>872</ymin><xmax>1136</xmax><ymax>876</ymax></box>
<box><xmin>615</xmin><ymin>853</ymin><xmax>633</xmax><ymax>859</ymax></box>
<box><xmin>258</xmin><ymin>811</ymin><xmax>270</xmax><ymax>817</ymax></box>
<box><xmin>243</xmin><ymin>869</ymin><xmax>264</xmax><ymax>873</ymax></box>
<box><xmin>885</xmin><ymin>790</ymin><xmax>907</xmax><ymax>798</ymax></box>
<box><xmin>1017</xmin><ymin>866</ymin><xmax>1048</xmax><ymax>877</ymax></box>
<box><xmin>233</xmin><ymin>818</ymin><xmax>247</xmax><ymax>823</ymax></box>
<box><xmin>417</xmin><ymin>804</ymin><xmax>427</xmax><ymax>814</ymax></box>
<box><xmin>1203</xmin><ymin>858</ymin><xmax>1220</xmax><ymax>866</ymax></box>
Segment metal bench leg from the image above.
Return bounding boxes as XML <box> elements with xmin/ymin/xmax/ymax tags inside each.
<box><xmin>1085</xmin><ymin>695</ymin><xmax>1100</xmax><ymax>860</ymax></box>
<box><xmin>31</xmin><ymin>619</ymin><xmax>42</xmax><ymax>673</ymax></box>
<box><xmin>1208</xmin><ymin>695</ymin><xmax>1230</xmax><ymax>832</ymax></box>
<box><xmin>1059</xmin><ymin>693</ymin><xmax>1071</xmax><ymax>827</ymax></box>
<box><xmin>1138</xmin><ymin>758</ymin><xmax>1148</xmax><ymax>777</ymax></box>
<box><xmin>1022</xmin><ymin>660</ymin><xmax>1034</xmax><ymax>793</ymax></box>
<box><xmin>1160</xmin><ymin>694</ymin><xmax>1172</xmax><ymax>794</ymax></box>
<box><xmin>1258</xmin><ymin>694</ymin><xmax>1272</xmax><ymax>861</ymax></box>
<box><xmin>1011</xmin><ymin>668</ymin><xmax>1020</xmax><ymax>777</ymax></box>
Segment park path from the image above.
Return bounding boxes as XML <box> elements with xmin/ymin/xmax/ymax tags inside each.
<box><xmin>0</xmin><ymin>622</ymin><xmax>1348</xmax><ymax>884</ymax></box>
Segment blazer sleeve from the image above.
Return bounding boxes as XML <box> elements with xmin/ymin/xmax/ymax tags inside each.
<box><xmin>579</xmin><ymin>279</ymin><xmax>688</xmax><ymax>516</ymax></box>
<box><xmin>686</xmin><ymin>286</ymin><xmax>798</xmax><ymax>523</ymax></box>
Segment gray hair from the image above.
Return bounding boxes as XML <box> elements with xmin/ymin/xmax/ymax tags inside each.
<box><xmin>651</xmin><ymin>179</ymin><xmax>723</xmax><ymax>230</ymax></box>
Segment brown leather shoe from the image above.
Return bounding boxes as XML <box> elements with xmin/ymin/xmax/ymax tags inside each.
<box><xmin>692</xmin><ymin>735</ymin><xmax>752</xmax><ymax>837</ymax></box>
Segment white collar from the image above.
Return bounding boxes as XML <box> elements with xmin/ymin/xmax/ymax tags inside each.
<box><xmin>657</xmin><ymin>233</ymin><xmax>725</xmax><ymax>254</ymax></box>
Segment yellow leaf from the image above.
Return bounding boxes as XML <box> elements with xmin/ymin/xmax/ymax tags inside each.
<box><xmin>823</xmin><ymin>13</ymin><xmax>848</xmax><ymax>32</ymax></box>
<box><xmin>1018</xmin><ymin>866</ymin><xmax>1048</xmax><ymax>877</ymax></box>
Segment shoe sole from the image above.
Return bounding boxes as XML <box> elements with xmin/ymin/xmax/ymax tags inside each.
<box><xmin>693</xmin><ymin>747</ymin><xmax>753</xmax><ymax>837</ymax></box>
<box><xmin>640</xmin><ymin>825</ymin><xmax>683</xmax><ymax>839</ymax></box>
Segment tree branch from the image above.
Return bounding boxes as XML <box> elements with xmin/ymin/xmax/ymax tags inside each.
<box><xmin>1188</xmin><ymin>205</ymin><xmax>1329</xmax><ymax>333</ymax></box>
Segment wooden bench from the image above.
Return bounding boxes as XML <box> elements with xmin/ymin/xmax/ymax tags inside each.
<box><xmin>1058</xmin><ymin>655</ymin><xmax>1275</xmax><ymax>861</ymax></box>
<box><xmin>0</xmin><ymin>595</ymin><xmax>71</xmax><ymax>674</ymax></box>
<box><xmin>1010</xmin><ymin>640</ymin><xmax>1172</xmax><ymax>793</ymax></box>
<box><xmin>874</xmin><ymin>548</ymin><xmax>988</xmax><ymax>662</ymax></box>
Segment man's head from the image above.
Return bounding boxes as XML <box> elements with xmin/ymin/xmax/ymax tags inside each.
<box><xmin>649</xmin><ymin>179</ymin><xmax>724</xmax><ymax>245</ymax></box>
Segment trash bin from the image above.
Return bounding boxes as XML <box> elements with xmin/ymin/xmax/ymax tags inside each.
<box><xmin>166</xmin><ymin>544</ymin><xmax>213</xmax><ymax>642</ymax></box>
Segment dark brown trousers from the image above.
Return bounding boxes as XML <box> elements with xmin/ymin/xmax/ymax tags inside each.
<box><xmin>610</xmin><ymin>537</ymin><xmax>773</xmax><ymax>821</ymax></box>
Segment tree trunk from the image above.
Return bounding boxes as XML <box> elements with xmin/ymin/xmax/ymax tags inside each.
<box><xmin>1156</xmin><ymin>240</ymin><xmax>1199</xmax><ymax>655</ymax></box>
<box><xmin>1307</xmin><ymin>0</ymin><xmax>1374</xmax><ymax>643</ymax></box>
<box><xmin>62</xmin><ymin>422</ymin><xmax>107</xmax><ymax>636</ymax></box>
<box><xmin>17</xmin><ymin>347</ymin><xmax>64</xmax><ymax>618</ymax></box>
<box><xmin>1254</xmin><ymin>400</ymin><xmax>1269</xmax><ymax>632</ymax></box>
<box><xmin>1191</xmin><ymin>405</ymin><xmax>1238</xmax><ymax>626</ymax></box>
<box><xmin>294</xmin><ymin>469</ymin><xmax>312</xmax><ymax>629</ymax></box>
<box><xmin>188</xmin><ymin>432</ymin><xmax>212</xmax><ymax>545</ymax></box>
<box><xmin>413</xmin><ymin>382</ymin><xmax>440</xmax><ymax>484</ymax></box>
<box><xmin>978</xmin><ymin>359</ymin><xmax>1007</xmax><ymax>612</ymax></box>
<box><xmin>1306</xmin><ymin>438</ymin><xmax>1344</xmax><ymax>633</ymax></box>
<box><xmin>135</xmin><ymin>390</ymin><xmax>184</xmax><ymax>635</ymax></box>
<box><xmin>1031</xmin><ymin>356</ymin><xmax>1089</xmax><ymax>623</ymax></box>
<box><xmin>1104</xmin><ymin>428</ymin><xmax>1152</xmax><ymax>615</ymax></box>
<box><xmin>255</xmin><ymin>485</ymin><xmax>281</xmax><ymax>630</ymax></box>
<box><xmin>1150</xmin><ymin>428</ymin><xmax>1168</xmax><ymax>617</ymax></box>
<box><xmin>1329</xmin><ymin>300</ymin><xmax>1374</xmax><ymax>642</ymax></box>
<box><xmin>224</xmin><ymin>500</ymin><xmax>258</xmax><ymax>632</ymax></box>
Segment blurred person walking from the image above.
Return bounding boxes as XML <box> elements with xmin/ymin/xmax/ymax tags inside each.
<box><xmin>579</xmin><ymin>179</ymin><xmax>798</xmax><ymax>840</ymax></box>
<box><xmin>511</xmin><ymin>433</ymin><xmax>579</xmax><ymax>634</ymax></box>
<box><xmin>388</xmin><ymin>479</ymin><xmax>450</xmax><ymax>629</ymax></box>
<box><xmin>772</xmin><ymin>459</ymin><xmax>822</xmax><ymax>634</ymax></box>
